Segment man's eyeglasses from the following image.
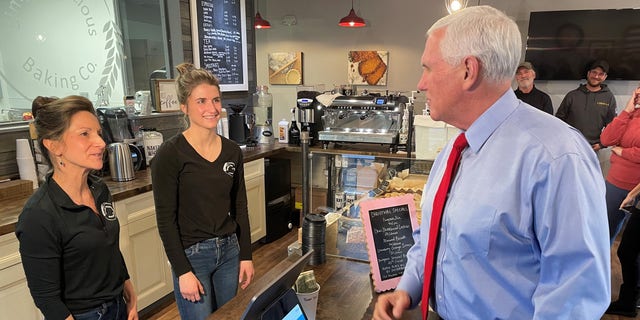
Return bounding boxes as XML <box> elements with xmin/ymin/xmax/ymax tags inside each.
<box><xmin>589</xmin><ymin>70</ymin><xmax>607</xmax><ymax>78</ymax></box>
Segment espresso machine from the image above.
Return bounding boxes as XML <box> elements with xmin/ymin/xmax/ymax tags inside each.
<box><xmin>318</xmin><ymin>94</ymin><xmax>410</xmax><ymax>152</ymax></box>
<box><xmin>296</xmin><ymin>91</ymin><xmax>324</xmax><ymax>146</ymax></box>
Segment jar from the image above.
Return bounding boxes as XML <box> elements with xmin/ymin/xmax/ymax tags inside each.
<box><xmin>252</xmin><ymin>85</ymin><xmax>273</xmax><ymax>125</ymax></box>
<box><xmin>252</xmin><ymin>85</ymin><xmax>273</xmax><ymax>144</ymax></box>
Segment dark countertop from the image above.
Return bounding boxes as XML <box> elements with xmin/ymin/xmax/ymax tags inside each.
<box><xmin>0</xmin><ymin>142</ymin><xmax>419</xmax><ymax>236</ymax></box>
<box><xmin>0</xmin><ymin>143</ymin><xmax>288</xmax><ymax>236</ymax></box>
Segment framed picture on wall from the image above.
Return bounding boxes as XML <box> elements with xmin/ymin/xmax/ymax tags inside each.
<box><xmin>268</xmin><ymin>52</ymin><xmax>303</xmax><ymax>85</ymax></box>
<box><xmin>348</xmin><ymin>51</ymin><xmax>388</xmax><ymax>86</ymax></box>
<box><xmin>154</xmin><ymin>79</ymin><xmax>180</xmax><ymax>112</ymax></box>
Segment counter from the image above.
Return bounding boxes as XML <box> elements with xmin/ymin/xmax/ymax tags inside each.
<box><xmin>210</xmin><ymin>253</ymin><xmax>424</xmax><ymax>320</ymax></box>
<box><xmin>0</xmin><ymin>142</ymin><xmax>418</xmax><ymax>236</ymax></box>
<box><xmin>0</xmin><ymin>143</ymin><xmax>288</xmax><ymax>236</ymax></box>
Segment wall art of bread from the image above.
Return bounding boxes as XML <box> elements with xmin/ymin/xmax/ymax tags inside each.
<box><xmin>348</xmin><ymin>50</ymin><xmax>388</xmax><ymax>86</ymax></box>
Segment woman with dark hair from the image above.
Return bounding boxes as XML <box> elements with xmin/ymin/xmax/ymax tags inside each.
<box><xmin>151</xmin><ymin>63</ymin><xmax>254</xmax><ymax>319</ymax></box>
<box><xmin>16</xmin><ymin>96</ymin><xmax>138</xmax><ymax>320</ymax></box>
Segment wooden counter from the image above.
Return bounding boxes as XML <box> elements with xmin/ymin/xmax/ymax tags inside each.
<box><xmin>0</xmin><ymin>142</ymin><xmax>424</xmax><ymax>236</ymax></box>
<box><xmin>0</xmin><ymin>143</ymin><xmax>289</xmax><ymax>236</ymax></box>
<box><xmin>210</xmin><ymin>253</ymin><xmax>423</xmax><ymax>320</ymax></box>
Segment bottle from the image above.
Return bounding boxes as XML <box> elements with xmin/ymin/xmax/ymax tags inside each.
<box><xmin>278</xmin><ymin>118</ymin><xmax>289</xmax><ymax>143</ymax></box>
<box><xmin>288</xmin><ymin>108</ymin><xmax>301</xmax><ymax>146</ymax></box>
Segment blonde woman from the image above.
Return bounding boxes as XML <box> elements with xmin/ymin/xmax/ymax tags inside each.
<box><xmin>151</xmin><ymin>63</ymin><xmax>254</xmax><ymax>319</ymax></box>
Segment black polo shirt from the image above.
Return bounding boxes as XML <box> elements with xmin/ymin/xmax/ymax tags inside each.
<box><xmin>16</xmin><ymin>174</ymin><xmax>129</xmax><ymax>319</ymax></box>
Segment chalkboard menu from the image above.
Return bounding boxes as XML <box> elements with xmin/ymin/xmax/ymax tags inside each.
<box><xmin>190</xmin><ymin>0</ymin><xmax>249</xmax><ymax>91</ymax></box>
<box><xmin>360</xmin><ymin>194</ymin><xmax>418</xmax><ymax>292</ymax></box>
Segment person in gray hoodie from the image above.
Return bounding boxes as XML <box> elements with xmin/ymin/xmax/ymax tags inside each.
<box><xmin>556</xmin><ymin>60</ymin><xmax>617</xmax><ymax>151</ymax></box>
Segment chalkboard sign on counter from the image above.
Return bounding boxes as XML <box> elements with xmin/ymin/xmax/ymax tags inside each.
<box><xmin>190</xmin><ymin>0</ymin><xmax>249</xmax><ymax>92</ymax></box>
<box><xmin>360</xmin><ymin>194</ymin><xmax>418</xmax><ymax>292</ymax></box>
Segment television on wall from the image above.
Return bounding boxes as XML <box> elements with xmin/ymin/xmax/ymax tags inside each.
<box><xmin>524</xmin><ymin>9</ymin><xmax>640</xmax><ymax>81</ymax></box>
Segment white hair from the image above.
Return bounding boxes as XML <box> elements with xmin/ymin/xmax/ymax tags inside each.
<box><xmin>427</xmin><ymin>5</ymin><xmax>521</xmax><ymax>83</ymax></box>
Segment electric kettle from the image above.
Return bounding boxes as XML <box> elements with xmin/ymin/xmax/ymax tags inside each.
<box><xmin>108</xmin><ymin>142</ymin><xmax>142</xmax><ymax>182</ymax></box>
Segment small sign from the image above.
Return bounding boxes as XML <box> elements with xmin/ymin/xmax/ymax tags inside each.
<box><xmin>360</xmin><ymin>194</ymin><xmax>418</xmax><ymax>292</ymax></box>
<box><xmin>154</xmin><ymin>79</ymin><xmax>180</xmax><ymax>112</ymax></box>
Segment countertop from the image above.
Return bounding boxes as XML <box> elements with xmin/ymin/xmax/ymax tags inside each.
<box><xmin>0</xmin><ymin>142</ymin><xmax>419</xmax><ymax>236</ymax></box>
<box><xmin>209</xmin><ymin>253</ymin><xmax>424</xmax><ymax>320</ymax></box>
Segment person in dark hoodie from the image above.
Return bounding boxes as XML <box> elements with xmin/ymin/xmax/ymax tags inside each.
<box><xmin>556</xmin><ymin>60</ymin><xmax>617</xmax><ymax>152</ymax></box>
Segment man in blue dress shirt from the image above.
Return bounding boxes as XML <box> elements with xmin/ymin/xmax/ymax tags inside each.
<box><xmin>374</xmin><ymin>5</ymin><xmax>610</xmax><ymax>320</ymax></box>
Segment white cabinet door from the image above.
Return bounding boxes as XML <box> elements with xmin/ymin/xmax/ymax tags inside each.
<box><xmin>0</xmin><ymin>234</ymin><xmax>42</xmax><ymax>320</ymax></box>
<box><xmin>245</xmin><ymin>175</ymin><xmax>266</xmax><ymax>243</ymax></box>
<box><xmin>116</xmin><ymin>192</ymin><xmax>173</xmax><ymax>310</ymax></box>
<box><xmin>244</xmin><ymin>159</ymin><xmax>266</xmax><ymax>243</ymax></box>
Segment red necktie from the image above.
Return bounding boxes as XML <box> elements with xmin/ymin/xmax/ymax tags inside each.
<box><xmin>421</xmin><ymin>133</ymin><xmax>468</xmax><ymax>319</ymax></box>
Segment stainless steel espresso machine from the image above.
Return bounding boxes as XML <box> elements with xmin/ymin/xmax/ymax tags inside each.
<box><xmin>318</xmin><ymin>94</ymin><xmax>411</xmax><ymax>153</ymax></box>
<box><xmin>296</xmin><ymin>90</ymin><xmax>325</xmax><ymax>146</ymax></box>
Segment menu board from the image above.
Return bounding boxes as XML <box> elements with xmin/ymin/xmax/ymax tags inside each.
<box><xmin>360</xmin><ymin>194</ymin><xmax>418</xmax><ymax>292</ymax></box>
<box><xmin>190</xmin><ymin>0</ymin><xmax>248</xmax><ymax>91</ymax></box>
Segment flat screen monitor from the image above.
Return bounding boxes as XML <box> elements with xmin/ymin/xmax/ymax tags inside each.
<box><xmin>524</xmin><ymin>9</ymin><xmax>640</xmax><ymax>80</ymax></box>
<box><xmin>261</xmin><ymin>288</ymin><xmax>309</xmax><ymax>320</ymax></box>
<box><xmin>241</xmin><ymin>251</ymin><xmax>312</xmax><ymax>320</ymax></box>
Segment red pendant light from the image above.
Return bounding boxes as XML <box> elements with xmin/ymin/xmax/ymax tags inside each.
<box><xmin>254</xmin><ymin>0</ymin><xmax>271</xmax><ymax>29</ymax></box>
<box><xmin>339</xmin><ymin>0</ymin><xmax>366</xmax><ymax>28</ymax></box>
<box><xmin>254</xmin><ymin>11</ymin><xmax>271</xmax><ymax>29</ymax></box>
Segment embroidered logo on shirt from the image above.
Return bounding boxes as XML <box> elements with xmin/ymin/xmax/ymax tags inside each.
<box><xmin>101</xmin><ymin>202</ymin><xmax>117</xmax><ymax>221</ymax></box>
<box><xmin>223</xmin><ymin>162</ymin><xmax>236</xmax><ymax>177</ymax></box>
<box><xmin>596</xmin><ymin>101</ymin><xmax>610</xmax><ymax>107</ymax></box>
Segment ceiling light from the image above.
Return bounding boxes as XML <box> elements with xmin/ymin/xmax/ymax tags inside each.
<box><xmin>255</xmin><ymin>11</ymin><xmax>271</xmax><ymax>29</ymax></box>
<box><xmin>339</xmin><ymin>0</ymin><xmax>366</xmax><ymax>28</ymax></box>
<box><xmin>445</xmin><ymin>0</ymin><xmax>468</xmax><ymax>14</ymax></box>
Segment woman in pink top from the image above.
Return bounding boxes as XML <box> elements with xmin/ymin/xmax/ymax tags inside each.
<box><xmin>602</xmin><ymin>87</ymin><xmax>640</xmax><ymax>317</ymax></box>
<box><xmin>601</xmin><ymin>86</ymin><xmax>640</xmax><ymax>241</ymax></box>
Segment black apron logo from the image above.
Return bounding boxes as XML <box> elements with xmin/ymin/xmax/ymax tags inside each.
<box><xmin>100</xmin><ymin>202</ymin><xmax>117</xmax><ymax>221</ymax></box>
<box><xmin>223</xmin><ymin>162</ymin><xmax>236</xmax><ymax>177</ymax></box>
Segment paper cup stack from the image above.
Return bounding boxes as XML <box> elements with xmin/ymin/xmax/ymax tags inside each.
<box><xmin>16</xmin><ymin>138</ymin><xmax>38</xmax><ymax>189</ymax></box>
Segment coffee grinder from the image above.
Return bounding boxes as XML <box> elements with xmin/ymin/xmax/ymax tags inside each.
<box><xmin>226</xmin><ymin>104</ymin><xmax>256</xmax><ymax>146</ymax></box>
<box><xmin>296</xmin><ymin>90</ymin><xmax>324</xmax><ymax>146</ymax></box>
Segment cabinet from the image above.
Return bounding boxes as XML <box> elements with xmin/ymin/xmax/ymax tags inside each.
<box><xmin>0</xmin><ymin>233</ymin><xmax>42</xmax><ymax>320</ymax></box>
<box><xmin>116</xmin><ymin>192</ymin><xmax>173</xmax><ymax>311</ymax></box>
<box><xmin>244</xmin><ymin>158</ymin><xmax>266</xmax><ymax>243</ymax></box>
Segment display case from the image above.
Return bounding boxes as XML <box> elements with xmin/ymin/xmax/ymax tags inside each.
<box><xmin>309</xmin><ymin>151</ymin><xmax>432</xmax><ymax>261</ymax></box>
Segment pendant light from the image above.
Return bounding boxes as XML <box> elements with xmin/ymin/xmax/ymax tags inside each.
<box><xmin>254</xmin><ymin>0</ymin><xmax>271</xmax><ymax>29</ymax></box>
<box><xmin>445</xmin><ymin>0</ymin><xmax>469</xmax><ymax>14</ymax></box>
<box><xmin>339</xmin><ymin>0</ymin><xmax>366</xmax><ymax>28</ymax></box>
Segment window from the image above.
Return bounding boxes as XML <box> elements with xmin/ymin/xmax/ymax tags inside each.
<box><xmin>0</xmin><ymin>0</ymin><xmax>180</xmax><ymax>121</ymax></box>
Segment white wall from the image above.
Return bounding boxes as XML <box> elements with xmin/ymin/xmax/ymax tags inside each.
<box><xmin>256</xmin><ymin>0</ymin><xmax>640</xmax><ymax>124</ymax></box>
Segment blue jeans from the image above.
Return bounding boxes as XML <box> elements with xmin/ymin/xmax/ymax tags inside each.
<box><xmin>173</xmin><ymin>234</ymin><xmax>240</xmax><ymax>320</ymax></box>
<box><xmin>607</xmin><ymin>181</ymin><xmax>632</xmax><ymax>244</ymax></box>
<box><xmin>72</xmin><ymin>296</ymin><xmax>127</xmax><ymax>320</ymax></box>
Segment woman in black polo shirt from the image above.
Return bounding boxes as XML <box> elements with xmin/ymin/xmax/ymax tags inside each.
<box><xmin>151</xmin><ymin>63</ymin><xmax>254</xmax><ymax>320</ymax></box>
<box><xmin>16</xmin><ymin>96</ymin><xmax>137</xmax><ymax>320</ymax></box>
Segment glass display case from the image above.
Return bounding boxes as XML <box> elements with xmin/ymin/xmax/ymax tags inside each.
<box><xmin>309</xmin><ymin>151</ymin><xmax>433</xmax><ymax>262</ymax></box>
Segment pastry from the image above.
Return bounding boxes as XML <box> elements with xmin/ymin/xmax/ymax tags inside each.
<box><xmin>349</xmin><ymin>50</ymin><xmax>378</xmax><ymax>63</ymax></box>
<box><xmin>364</xmin><ymin>62</ymin><xmax>387</xmax><ymax>85</ymax></box>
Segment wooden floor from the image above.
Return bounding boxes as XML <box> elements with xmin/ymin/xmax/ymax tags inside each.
<box><xmin>141</xmin><ymin>229</ymin><xmax>638</xmax><ymax>320</ymax></box>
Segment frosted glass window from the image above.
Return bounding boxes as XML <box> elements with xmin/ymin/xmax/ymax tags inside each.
<box><xmin>0</xmin><ymin>0</ymin><xmax>173</xmax><ymax>122</ymax></box>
